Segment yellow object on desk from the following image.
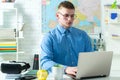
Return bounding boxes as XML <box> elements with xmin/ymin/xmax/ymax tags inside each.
<box><xmin>37</xmin><ymin>70</ymin><xmax>48</xmax><ymax>80</ymax></box>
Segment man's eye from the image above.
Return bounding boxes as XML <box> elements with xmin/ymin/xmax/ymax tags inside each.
<box><xmin>71</xmin><ymin>15</ymin><xmax>74</xmax><ymax>18</ymax></box>
<box><xmin>64</xmin><ymin>14</ymin><xmax>69</xmax><ymax>17</ymax></box>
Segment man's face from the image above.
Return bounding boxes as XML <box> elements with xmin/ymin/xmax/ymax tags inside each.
<box><xmin>56</xmin><ymin>7</ymin><xmax>75</xmax><ymax>29</ymax></box>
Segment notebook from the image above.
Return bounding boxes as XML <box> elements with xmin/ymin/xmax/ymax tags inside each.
<box><xmin>70</xmin><ymin>51</ymin><xmax>113</xmax><ymax>80</ymax></box>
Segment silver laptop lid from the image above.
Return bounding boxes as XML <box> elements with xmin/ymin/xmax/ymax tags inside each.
<box><xmin>76</xmin><ymin>51</ymin><xmax>113</xmax><ymax>79</ymax></box>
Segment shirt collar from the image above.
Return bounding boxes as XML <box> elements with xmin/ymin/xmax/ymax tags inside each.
<box><xmin>57</xmin><ymin>24</ymin><xmax>72</xmax><ymax>34</ymax></box>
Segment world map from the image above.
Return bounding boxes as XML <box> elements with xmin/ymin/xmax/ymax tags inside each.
<box><xmin>41</xmin><ymin>0</ymin><xmax>101</xmax><ymax>34</ymax></box>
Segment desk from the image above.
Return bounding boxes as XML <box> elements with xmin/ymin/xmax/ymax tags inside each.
<box><xmin>0</xmin><ymin>70</ymin><xmax>120</xmax><ymax>80</ymax></box>
<box><xmin>47</xmin><ymin>70</ymin><xmax>120</xmax><ymax>80</ymax></box>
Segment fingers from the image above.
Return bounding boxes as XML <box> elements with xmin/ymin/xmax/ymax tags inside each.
<box><xmin>65</xmin><ymin>67</ymin><xmax>77</xmax><ymax>76</ymax></box>
<box><xmin>71</xmin><ymin>67</ymin><xmax>77</xmax><ymax>75</ymax></box>
<box><xmin>72</xmin><ymin>67</ymin><xmax>77</xmax><ymax>72</ymax></box>
<box><xmin>71</xmin><ymin>70</ymin><xmax>76</xmax><ymax>75</ymax></box>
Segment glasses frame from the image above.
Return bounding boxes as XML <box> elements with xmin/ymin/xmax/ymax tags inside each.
<box><xmin>58</xmin><ymin>12</ymin><xmax>76</xmax><ymax>19</ymax></box>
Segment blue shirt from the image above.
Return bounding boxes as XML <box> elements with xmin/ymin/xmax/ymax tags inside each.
<box><xmin>40</xmin><ymin>25</ymin><xmax>93</xmax><ymax>73</ymax></box>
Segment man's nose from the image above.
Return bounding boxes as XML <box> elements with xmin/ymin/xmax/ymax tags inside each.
<box><xmin>67</xmin><ymin>16</ymin><xmax>74</xmax><ymax>20</ymax></box>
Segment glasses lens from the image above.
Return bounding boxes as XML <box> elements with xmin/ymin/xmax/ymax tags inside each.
<box><xmin>64</xmin><ymin>14</ymin><xmax>69</xmax><ymax>18</ymax></box>
<box><xmin>71</xmin><ymin>14</ymin><xmax>76</xmax><ymax>18</ymax></box>
<box><xmin>58</xmin><ymin>12</ymin><xmax>76</xmax><ymax>19</ymax></box>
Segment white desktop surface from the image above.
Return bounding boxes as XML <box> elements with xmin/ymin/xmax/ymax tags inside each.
<box><xmin>0</xmin><ymin>70</ymin><xmax>120</xmax><ymax>80</ymax></box>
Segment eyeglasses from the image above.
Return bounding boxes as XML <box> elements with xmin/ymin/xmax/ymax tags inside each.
<box><xmin>58</xmin><ymin>12</ymin><xmax>76</xmax><ymax>19</ymax></box>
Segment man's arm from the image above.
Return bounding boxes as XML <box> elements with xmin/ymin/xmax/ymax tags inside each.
<box><xmin>40</xmin><ymin>34</ymin><xmax>57</xmax><ymax>73</ymax></box>
<box><xmin>40</xmin><ymin>34</ymin><xmax>68</xmax><ymax>74</ymax></box>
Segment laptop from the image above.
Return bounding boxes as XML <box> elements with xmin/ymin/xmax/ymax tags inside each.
<box><xmin>70</xmin><ymin>51</ymin><xmax>113</xmax><ymax>80</ymax></box>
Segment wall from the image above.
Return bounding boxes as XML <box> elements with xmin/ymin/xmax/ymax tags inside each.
<box><xmin>16</xmin><ymin>0</ymin><xmax>42</xmax><ymax>68</ymax></box>
<box><xmin>101</xmin><ymin>0</ymin><xmax>120</xmax><ymax>71</ymax></box>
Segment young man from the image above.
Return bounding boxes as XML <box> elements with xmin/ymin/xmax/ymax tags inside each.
<box><xmin>40</xmin><ymin>1</ymin><xmax>93</xmax><ymax>76</ymax></box>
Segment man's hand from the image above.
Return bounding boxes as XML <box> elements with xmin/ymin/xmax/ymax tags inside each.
<box><xmin>65</xmin><ymin>67</ymin><xmax>77</xmax><ymax>76</ymax></box>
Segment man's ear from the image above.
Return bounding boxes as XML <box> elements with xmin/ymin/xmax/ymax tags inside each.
<box><xmin>56</xmin><ymin>12</ymin><xmax>59</xmax><ymax>19</ymax></box>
